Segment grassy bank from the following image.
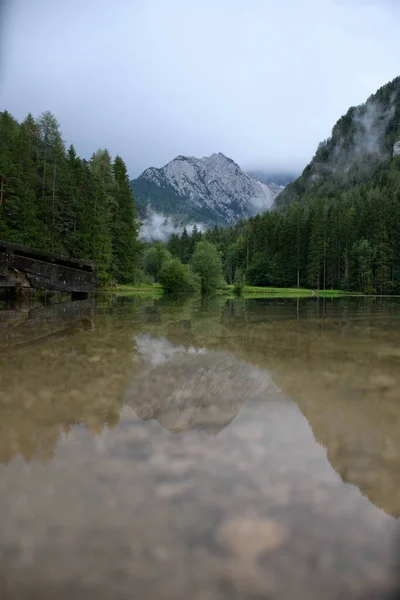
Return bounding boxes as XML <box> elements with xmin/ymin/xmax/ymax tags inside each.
<box><xmin>101</xmin><ymin>283</ymin><xmax>163</xmax><ymax>297</ymax></box>
<box><xmin>101</xmin><ymin>283</ymin><xmax>355</xmax><ymax>299</ymax></box>
<box><xmin>223</xmin><ymin>285</ymin><xmax>356</xmax><ymax>298</ymax></box>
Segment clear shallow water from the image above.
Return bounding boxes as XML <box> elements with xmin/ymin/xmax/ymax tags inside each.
<box><xmin>0</xmin><ymin>295</ymin><xmax>400</xmax><ymax>599</ymax></box>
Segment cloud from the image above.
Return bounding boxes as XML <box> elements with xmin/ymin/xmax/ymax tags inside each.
<box><xmin>1</xmin><ymin>0</ymin><xmax>399</xmax><ymax>177</ymax></box>
<box><xmin>139</xmin><ymin>208</ymin><xmax>204</xmax><ymax>242</ymax></box>
<box><xmin>352</xmin><ymin>99</ymin><xmax>395</xmax><ymax>156</ymax></box>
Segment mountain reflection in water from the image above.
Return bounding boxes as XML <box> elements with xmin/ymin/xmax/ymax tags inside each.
<box><xmin>0</xmin><ymin>296</ymin><xmax>399</xmax><ymax>599</ymax></box>
<box><xmin>125</xmin><ymin>334</ymin><xmax>270</xmax><ymax>434</ymax></box>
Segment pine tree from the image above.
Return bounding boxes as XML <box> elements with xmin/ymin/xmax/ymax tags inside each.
<box><xmin>36</xmin><ymin>111</ymin><xmax>68</xmax><ymax>251</ymax></box>
<box><xmin>180</xmin><ymin>227</ymin><xmax>190</xmax><ymax>264</ymax></box>
<box><xmin>89</xmin><ymin>151</ymin><xmax>114</xmax><ymax>283</ymax></box>
<box><xmin>189</xmin><ymin>223</ymin><xmax>202</xmax><ymax>258</ymax></box>
<box><xmin>111</xmin><ymin>155</ymin><xmax>140</xmax><ymax>282</ymax></box>
<box><xmin>15</xmin><ymin>114</ymin><xmax>44</xmax><ymax>246</ymax></box>
<box><xmin>307</xmin><ymin>201</ymin><xmax>327</xmax><ymax>289</ymax></box>
<box><xmin>167</xmin><ymin>233</ymin><xmax>181</xmax><ymax>259</ymax></box>
<box><xmin>352</xmin><ymin>238</ymin><xmax>373</xmax><ymax>292</ymax></box>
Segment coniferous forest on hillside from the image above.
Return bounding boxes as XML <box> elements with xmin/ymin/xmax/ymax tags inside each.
<box><xmin>168</xmin><ymin>155</ymin><xmax>400</xmax><ymax>294</ymax></box>
<box><xmin>0</xmin><ymin>110</ymin><xmax>140</xmax><ymax>284</ymax></box>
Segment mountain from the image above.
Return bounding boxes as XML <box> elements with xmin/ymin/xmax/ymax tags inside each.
<box><xmin>276</xmin><ymin>76</ymin><xmax>400</xmax><ymax>207</ymax></box>
<box><xmin>130</xmin><ymin>153</ymin><xmax>280</xmax><ymax>228</ymax></box>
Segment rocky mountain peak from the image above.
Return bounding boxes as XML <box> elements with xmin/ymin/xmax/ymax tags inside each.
<box><xmin>131</xmin><ymin>153</ymin><xmax>281</xmax><ymax>235</ymax></box>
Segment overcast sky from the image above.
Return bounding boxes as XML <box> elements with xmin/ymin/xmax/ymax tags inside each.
<box><xmin>0</xmin><ymin>0</ymin><xmax>399</xmax><ymax>178</ymax></box>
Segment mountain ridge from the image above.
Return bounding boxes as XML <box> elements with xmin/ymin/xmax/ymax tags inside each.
<box><xmin>131</xmin><ymin>152</ymin><xmax>280</xmax><ymax>229</ymax></box>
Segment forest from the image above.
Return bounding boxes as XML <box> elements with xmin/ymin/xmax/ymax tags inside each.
<box><xmin>0</xmin><ymin>110</ymin><xmax>140</xmax><ymax>284</ymax></box>
<box><xmin>166</xmin><ymin>157</ymin><xmax>400</xmax><ymax>295</ymax></box>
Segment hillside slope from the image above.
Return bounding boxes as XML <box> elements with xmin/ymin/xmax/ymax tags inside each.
<box><xmin>276</xmin><ymin>76</ymin><xmax>400</xmax><ymax>207</ymax></box>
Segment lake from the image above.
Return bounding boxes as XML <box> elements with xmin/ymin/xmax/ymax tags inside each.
<box><xmin>0</xmin><ymin>295</ymin><xmax>399</xmax><ymax>599</ymax></box>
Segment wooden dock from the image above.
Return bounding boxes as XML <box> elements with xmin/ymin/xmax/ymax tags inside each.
<box><xmin>0</xmin><ymin>240</ymin><xmax>96</xmax><ymax>301</ymax></box>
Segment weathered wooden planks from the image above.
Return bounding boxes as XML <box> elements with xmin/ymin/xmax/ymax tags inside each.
<box><xmin>0</xmin><ymin>241</ymin><xmax>93</xmax><ymax>271</ymax></box>
<box><xmin>0</xmin><ymin>240</ymin><xmax>96</xmax><ymax>296</ymax></box>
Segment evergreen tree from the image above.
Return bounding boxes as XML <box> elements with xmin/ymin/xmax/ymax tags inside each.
<box><xmin>112</xmin><ymin>155</ymin><xmax>139</xmax><ymax>282</ymax></box>
<box><xmin>307</xmin><ymin>201</ymin><xmax>328</xmax><ymax>289</ymax></box>
<box><xmin>180</xmin><ymin>227</ymin><xmax>190</xmax><ymax>264</ymax></box>
<box><xmin>36</xmin><ymin>111</ymin><xmax>67</xmax><ymax>250</ymax></box>
<box><xmin>89</xmin><ymin>151</ymin><xmax>114</xmax><ymax>283</ymax></box>
<box><xmin>352</xmin><ymin>238</ymin><xmax>373</xmax><ymax>293</ymax></box>
<box><xmin>189</xmin><ymin>223</ymin><xmax>202</xmax><ymax>257</ymax></box>
<box><xmin>167</xmin><ymin>233</ymin><xmax>181</xmax><ymax>259</ymax></box>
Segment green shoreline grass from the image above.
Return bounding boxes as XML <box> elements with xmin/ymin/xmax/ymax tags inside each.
<box><xmin>101</xmin><ymin>283</ymin><xmax>356</xmax><ymax>299</ymax></box>
<box><xmin>223</xmin><ymin>285</ymin><xmax>357</xmax><ymax>298</ymax></box>
<box><xmin>101</xmin><ymin>283</ymin><xmax>163</xmax><ymax>297</ymax></box>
